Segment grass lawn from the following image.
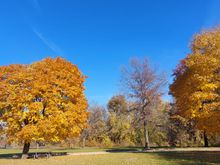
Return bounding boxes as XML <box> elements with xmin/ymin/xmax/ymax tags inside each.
<box><xmin>0</xmin><ymin>146</ymin><xmax>142</xmax><ymax>155</ymax></box>
<box><xmin>0</xmin><ymin>148</ymin><xmax>220</xmax><ymax>164</ymax></box>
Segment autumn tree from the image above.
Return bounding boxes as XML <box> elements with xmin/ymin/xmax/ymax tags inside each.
<box><xmin>147</xmin><ymin>99</ymin><xmax>170</xmax><ymax>147</ymax></box>
<box><xmin>0</xmin><ymin>57</ymin><xmax>88</xmax><ymax>158</ymax></box>
<box><xmin>121</xmin><ymin>58</ymin><xmax>166</xmax><ymax>149</ymax></box>
<box><xmin>107</xmin><ymin>95</ymin><xmax>134</xmax><ymax>145</ymax></box>
<box><xmin>170</xmin><ymin>28</ymin><xmax>220</xmax><ymax>147</ymax></box>
<box><xmin>167</xmin><ymin>104</ymin><xmax>203</xmax><ymax>147</ymax></box>
<box><xmin>107</xmin><ymin>95</ymin><xmax>128</xmax><ymax>115</ymax></box>
<box><xmin>81</xmin><ymin>104</ymin><xmax>111</xmax><ymax>147</ymax></box>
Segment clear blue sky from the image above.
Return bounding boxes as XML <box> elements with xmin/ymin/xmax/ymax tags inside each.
<box><xmin>0</xmin><ymin>0</ymin><xmax>220</xmax><ymax>105</ymax></box>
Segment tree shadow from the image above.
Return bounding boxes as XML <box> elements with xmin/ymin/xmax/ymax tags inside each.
<box><xmin>0</xmin><ymin>153</ymin><xmax>21</xmax><ymax>159</ymax></box>
<box><xmin>106</xmin><ymin>148</ymin><xmax>220</xmax><ymax>164</ymax></box>
<box><xmin>150</xmin><ymin>151</ymin><xmax>220</xmax><ymax>164</ymax></box>
<box><xmin>0</xmin><ymin>152</ymin><xmax>67</xmax><ymax>159</ymax></box>
<box><xmin>106</xmin><ymin>146</ymin><xmax>142</xmax><ymax>153</ymax></box>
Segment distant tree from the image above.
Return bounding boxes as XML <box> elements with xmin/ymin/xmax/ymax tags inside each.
<box><xmin>107</xmin><ymin>95</ymin><xmax>128</xmax><ymax>115</ymax></box>
<box><xmin>0</xmin><ymin>57</ymin><xmax>88</xmax><ymax>158</ymax></box>
<box><xmin>107</xmin><ymin>95</ymin><xmax>134</xmax><ymax>145</ymax></box>
<box><xmin>81</xmin><ymin>104</ymin><xmax>111</xmax><ymax>147</ymax></box>
<box><xmin>121</xmin><ymin>58</ymin><xmax>166</xmax><ymax>149</ymax></box>
<box><xmin>147</xmin><ymin>99</ymin><xmax>170</xmax><ymax>147</ymax></box>
<box><xmin>170</xmin><ymin>28</ymin><xmax>220</xmax><ymax>147</ymax></box>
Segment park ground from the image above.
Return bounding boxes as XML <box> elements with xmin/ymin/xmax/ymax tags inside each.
<box><xmin>1</xmin><ymin>147</ymin><xmax>220</xmax><ymax>165</ymax></box>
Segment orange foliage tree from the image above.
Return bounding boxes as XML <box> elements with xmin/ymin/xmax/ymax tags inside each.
<box><xmin>170</xmin><ymin>28</ymin><xmax>220</xmax><ymax>146</ymax></box>
<box><xmin>0</xmin><ymin>57</ymin><xmax>88</xmax><ymax>157</ymax></box>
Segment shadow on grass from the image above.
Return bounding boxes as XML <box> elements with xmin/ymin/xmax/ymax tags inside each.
<box><xmin>53</xmin><ymin>146</ymin><xmax>143</xmax><ymax>153</ymax></box>
<box><xmin>0</xmin><ymin>152</ymin><xmax>67</xmax><ymax>159</ymax></box>
<box><xmin>150</xmin><ymin>151</ymin><xmax>220</xmax><ymax>165</ymax></box>
<box><xmin>106</xmin><ymin>146</ymin><xmax>181</xmax><ymax>153</ymax></box>
<box><xmin>105</xmin><ymin>146</ymin><xmax>176</xmax><ymax>153</ymax></box>
<box><xmin>106</xmin><ymin>146</ymin><xmax>143</xmax><ymax>153</ymax></box>
<box><xmin>0</xmin><ymin>153</ymin><xmax>21</xmax><ymax>159</ymax></box>
<box><xmin>1</xmin><ymin>147</ymin><xmax>220</xmax><ymax>164</ymax></box>
<box><xmin>106</xmin><ymin>147</ymin><xmax>220</xmax><ymax>164</ymax></box>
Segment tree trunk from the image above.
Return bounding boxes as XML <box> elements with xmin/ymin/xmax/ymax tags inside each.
<box><xmin>22</xmin><ymin>142</ymin><xmax>30</xmax><ymax>159</ymax></box>
<box><xmin>82</xmin><ymin>137</ymin><xmax>86</xmax><ymax>148</ymax></box>
<box><xmin>204</xmin><ymin>131</ymin><xmax>209</xmax><ymax>147</ymax></box>
<box><xmin>36</xmin><ymin>142</ymin><xmax>39</xmax><ymax>149</ymax></box>
<box><xmin>144</xmin><ymin>120</ymin><xmax>150</xmax><ymax>150</ymax></box>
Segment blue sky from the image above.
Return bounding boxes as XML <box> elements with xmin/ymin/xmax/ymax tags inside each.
<box><xmin>0</xmin><ymin>0</ymin><xmax>220</xmax><ymax>105</ymax></box>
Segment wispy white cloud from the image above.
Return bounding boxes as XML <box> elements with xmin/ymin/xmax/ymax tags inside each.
<box><xmin>32</xmin><ymin>28</ymin><xmax>63</xmax><ymax>55</ymax></box>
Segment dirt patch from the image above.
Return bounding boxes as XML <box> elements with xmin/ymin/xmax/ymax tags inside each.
<box><xmin>68</xmin><ymin>152</ymin><xmax>110</xmax><ymax>156</ymax></box>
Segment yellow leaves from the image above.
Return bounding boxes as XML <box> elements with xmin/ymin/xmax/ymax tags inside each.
<box><xmin>51</xmin><ymin>136</ymin><xmax>60</xmax><ymax>142</ymax></box>
<box><xmin>170</xmin><ymin>28</ymin><xmax>220</xmax><ymax>133</ymax></box>
<box><xmin>201</xmin><ymin>83</ymin><xmax>218</xmax><ymax>91</ymax></box>
<box><xmin>7</xmin><ymin>118</ymin><xmax>14</xmax><ymax>123</ymax></box>
<box><xmin>0</xmin><ymin>57</ymin><xmax>88</xmax><ymax>144</ymax></box>
<box><xmin>16</xmin><ymin>125</ymin><xmax>39</xmax><ymax>142</ymax></box>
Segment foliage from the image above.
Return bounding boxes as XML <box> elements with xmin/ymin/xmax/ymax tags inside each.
<box><xmin>107</xmin><ymin>95</ymin><xmax>128</xmax><ymax>115</ymax></box>
<box><xmin>170</xmin><ymin>28</ymin><xmax>220</xmax><ymax>135</ymax></box>
<box><xmin>81</xmin><ymin>94</ymin><xmax>172</xmax><ymax>148</ymax></box>
<box><xmin>0</xmin><ymin>57</ymin><xmax>88</xmax><ymax>153</ymax></box>
<box><xmin>121</xmin><ymin>58</ymin><xmax>167</xmax><ymax>148</ymax></box>
<box><xmin>107</xmin><ymin>95</ymin><xmax>134</xmax><ymax>146</ymax></box>
<box><xmin>167</xmin><ymin>104</ymin><xmax>203</xmax><ymax>147</ymax></box>
<box><xmin>148</xmin><ymin>99</ymin><xmax>170</xmax><ymax>147</ymax></box>
<box><xmin>81</xmin><ymin>104</ymin><xmax>111</xmax><ymax>147</ymax></box>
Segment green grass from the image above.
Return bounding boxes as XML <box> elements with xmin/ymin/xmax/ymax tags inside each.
<box><xmin>0</xmin><ymin>146</ymin><xmax>142</xmax><ymax>154</ymax></box>
<box><xmin>0</xmin><ymin>152</ymin><xmax>220</xmax><ymax>165</ymax></box>
<box><xmin>53</xmin><ymin>146</ymin><xmax>143</xmax><ymax>153</ymax></box>
<box><xmin>53</xmin><ymin>147</ymin><xmax>111</xmax><ymax>153</ymax></box>
<box><xmin>0</xmin><ymin>148</ymin><xmax>220</xmax><ymax>164</ymax></box>
<box><xmin>0</xmin><ymin>147</ymin><xmax>99</xmax><ymax>154</ymax></box>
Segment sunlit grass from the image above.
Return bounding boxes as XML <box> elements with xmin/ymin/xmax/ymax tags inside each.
<box><xmin>0</xmin><ymin>146</ymin><xmax>142</xmax><ymax>154</ymax></box>
<box><xmin>0</xmin><ymin>148</ymin><xmax>220</xmax><ymax>164</ymax></box>
<box><xmin>0</xmin><ymin>152</ymin><xmax>220</xmax><ymax>165</ymax></box>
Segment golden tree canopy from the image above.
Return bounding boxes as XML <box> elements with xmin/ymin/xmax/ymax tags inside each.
<box><xmin>0</xmin><ymin>57</ymin><xmax>88</xmax><ymax>144</ymax></box>
<box><xmin>170</xmin><ymin>28</ymin><xmax>220</xmax><ymax>132</ymax></box>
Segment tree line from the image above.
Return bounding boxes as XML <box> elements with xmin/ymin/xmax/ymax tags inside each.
<box><xmin>82</xmin><ymin>27</ymin><xmax>220</xmax><ymax>149</ymax></box>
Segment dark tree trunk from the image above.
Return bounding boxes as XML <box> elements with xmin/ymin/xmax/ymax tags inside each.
<box><xmin>144</xmin><ymin>120</ymin><xmax>150</xmax><ymax>150</ymax></box>
<box><xmin>204</xmin><ymin>131</ymin><xmax>209</xmax><ymax>147</ymax></box>
<box><xmin>22</xmin><ymin>142</ymin><xmax>30</xmax><ymax>159</ymax></box>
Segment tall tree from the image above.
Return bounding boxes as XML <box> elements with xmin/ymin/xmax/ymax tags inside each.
<box><xmin>121</xmin><ymin>58</ymin><xmax>166</xmax><ymax>149</ymax></box>
<box><xmin>0</xmin><ymin>57</ymin><xmax>88</xmax><ymax>158</ymax></box>
<box><xmin>170</xmin><ymin>28</ymin><xmax>220</xmax><ymax>147</ymax></box>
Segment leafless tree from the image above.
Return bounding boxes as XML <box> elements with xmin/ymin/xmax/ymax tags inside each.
<box><xmin>121</xmin><ymin>57</ymin><xmax>167</xmax><ymax>149</ymax></box>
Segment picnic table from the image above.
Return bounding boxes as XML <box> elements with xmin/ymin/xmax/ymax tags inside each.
<box><xmin>30</xmin><ymin>152</ymin><xmax>67</xmax><ymax>159</ymax></box>
<box><xmin>33</xmin><ymin>152</ymin><xmax>52</xmax><ymax>159</ymax></box>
